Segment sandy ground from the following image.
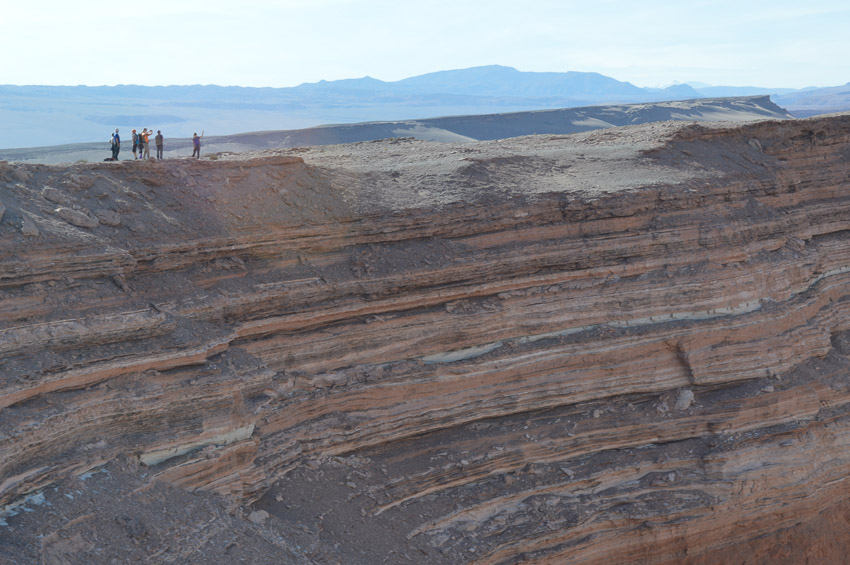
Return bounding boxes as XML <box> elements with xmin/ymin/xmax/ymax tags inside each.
<box><xmin>270</xmin><ymin>123</ymin><xmax>708</xmax><ymax>213</ymax></box>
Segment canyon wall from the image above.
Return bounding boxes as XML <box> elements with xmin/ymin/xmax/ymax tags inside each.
<box><xmin>1</xmin><ymin>115</ymin><xmax>850</xmax><ymax>563</ymax></box>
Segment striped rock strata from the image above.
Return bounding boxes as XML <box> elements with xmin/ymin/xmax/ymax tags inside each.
<box><xmin>1</xmin><ymin>114</ymin><xmax>850</xmax><ymax>564</ymax></box>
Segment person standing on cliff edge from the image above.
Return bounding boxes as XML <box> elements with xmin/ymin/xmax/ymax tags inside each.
<box><xmin>192</xmin><ymin>131</ymin><xmax>204</xmax><ymax>158</ymax></box>
<box><xmin>110</xmin><ymin>128</ymin><xmax>120</xmax><ymax>160</ymax></box>
<box><xmin>155</xmin><ymin>130</ymin><xmax>164</xmax><ymax>159</ymax></box>
<box><xmin>140</xmin><ymin>128</ymin><xmax>152</xmax><ymax>159</ymax></box>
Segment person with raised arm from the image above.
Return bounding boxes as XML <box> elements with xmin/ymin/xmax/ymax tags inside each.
<box><xmin>192</xmin><ymin>131</ymin><xmax>204</xmax><ymax>159</ymax></box>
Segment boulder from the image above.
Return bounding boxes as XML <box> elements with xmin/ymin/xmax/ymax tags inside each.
<box><xmin>247</xmin><ymin>510</ymin><xmax>269</xmax><ymax>524</ymax></box>
<box><xmin>675</xmin><ymin>389</ymin><xmax>695</xmax><ymax>411</ymax></box>
<box><xmin>20</xmin><ymin>215</ymin><xmax>39</xmax><ymax>237</ymax></box>
<box><xmin>42</xmin><ymin>187</ymin><xmax>71</xmax><ymax>205</ymax></box>
<box><xmin>54</xmin><ymin>206</ymin><xmax>99</xmax><ymax>229</ymax></box>
<box><xmin>95</xmin><ymin>209</ymin><xmax>121</xmax><ymax>227</ymax></box>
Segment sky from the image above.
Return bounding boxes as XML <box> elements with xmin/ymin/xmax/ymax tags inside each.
<box><xmin>2</xmin><ymin>0</ymin><xmax>849</xmax><ymax>89</ymax></box>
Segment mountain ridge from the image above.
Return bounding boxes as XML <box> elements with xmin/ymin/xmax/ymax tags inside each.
<box><xmin>0</xmin><ymin>65</ymin><xmax>846</xmax><ymax>149</ymax></box>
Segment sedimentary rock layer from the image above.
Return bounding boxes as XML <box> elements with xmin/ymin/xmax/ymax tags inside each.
<box><xmin>1</xmin><ymin>114</ymin><xmax>850</xmax><ymax>563</ymax></box>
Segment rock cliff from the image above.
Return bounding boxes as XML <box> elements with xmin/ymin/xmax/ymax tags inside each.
<box><xmin>2</xmin><ymin>114</ymin><xmax>850</xmax><ymax>564</ymax></box>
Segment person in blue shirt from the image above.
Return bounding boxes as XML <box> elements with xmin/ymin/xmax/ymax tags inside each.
<box><xmin>110</xmin><ymin>128</ymin><xmax>120</xmax><ymax>160</ymax></box>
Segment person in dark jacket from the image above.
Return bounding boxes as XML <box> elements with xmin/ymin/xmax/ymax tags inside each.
<box><xmin>192</xmin><ymin>131</ymin><xmax>204</xmax><ymax>158</ymax></box>
<box><xmin>155</xmin><ymin>130</ymin><xmax>164</xmax><ymax>159</ymax></box>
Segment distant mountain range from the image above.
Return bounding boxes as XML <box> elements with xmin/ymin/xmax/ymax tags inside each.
<box><xmin>0</xmin><ymin>65</ymin><xmax>847</xmax><ymax>149</ymax></box>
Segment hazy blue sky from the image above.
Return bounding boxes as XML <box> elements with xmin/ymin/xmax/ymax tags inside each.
<box><xmin>3</xmin><ymin>0</ymin><xmax>848</xmax><ymax>89</ymax></box>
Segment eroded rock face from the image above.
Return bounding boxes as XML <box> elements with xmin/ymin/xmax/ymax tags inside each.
<box><xmin>2</xmin><ymin>116</ymin><xmax>850</xmax><ymax>563</ymax></box>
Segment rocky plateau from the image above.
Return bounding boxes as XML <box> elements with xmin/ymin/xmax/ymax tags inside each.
<box><xmin>2</xmin><ymin>113</ymin><xmax>850</xmax><ymax>564</ymax></box>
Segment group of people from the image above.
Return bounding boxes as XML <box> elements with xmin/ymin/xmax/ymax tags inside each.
<box><xmin>109</xmin><ymin>129</ymin><xmax>204</xmax><ymax>161</ymax></box>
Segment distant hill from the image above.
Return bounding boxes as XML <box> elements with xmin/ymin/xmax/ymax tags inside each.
<box><xmin>389</xmin><ymin>66</ymin><xmax>650</xmax><ymax>98</ymax></box>
<box><xmin>772</xmin><ymin>83</ymin><xmax>850</xmax><ymax>117</ymax></box>
<box><xmin>692</xmin><ymin>86</ymin><xmax>796</xmax><ymax>97</ymax></box>
<box><xmin>2</xmin><ymin>64</ymin><xmax>842</xmax><ymax>150</ymax></box>
<box><xmin>0</xmin><ymin>65</ymin><xmax>786</xmax><ymax>150</ymax></box>
<box><xmin>0</xmin><ymin>96</ymin><xmax>793</xmax><ymax>165</ymax></box>
<box><xmin>223</xmin><ymin>95</ymin><xmax>791</xmax><ymax>148</ymax></box>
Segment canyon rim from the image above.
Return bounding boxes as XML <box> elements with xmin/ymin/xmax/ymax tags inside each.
<box><xmin>2</xmin><ymin>111</ymin><xmax>850</xmax><ymax>564</ymax></box>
